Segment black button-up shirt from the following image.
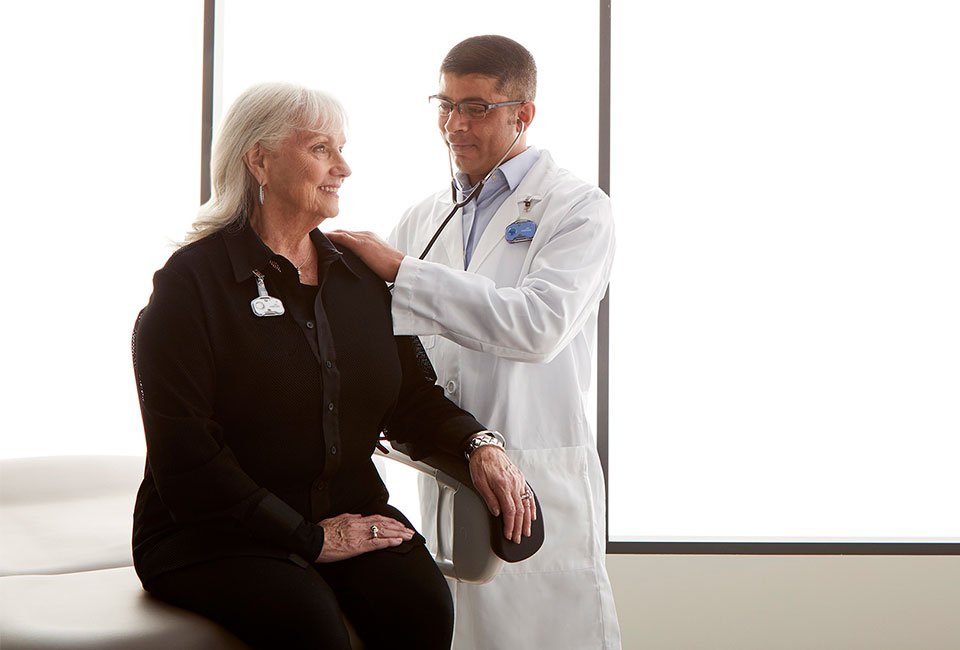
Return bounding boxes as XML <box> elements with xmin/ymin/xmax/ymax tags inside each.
<box><xmin>132</xmin><ymin>223</ymin><xmax>484</xmax><ymax>584</ymax></box>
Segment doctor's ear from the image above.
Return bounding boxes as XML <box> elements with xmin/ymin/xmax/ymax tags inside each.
<box><xmin>515</xmin><ymin>102</ymin><xmax>536</xmax><ymax>130</ymax></box>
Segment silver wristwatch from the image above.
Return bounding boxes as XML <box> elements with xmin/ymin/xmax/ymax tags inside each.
<box><xmin>464</xmin><ymin>430</ymin><xmax>506</xmax><ymax>461</ymax></box>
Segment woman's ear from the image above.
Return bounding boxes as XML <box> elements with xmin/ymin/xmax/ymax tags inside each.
<box><xmin>242</xmin><ymin>143</ymin><xmax>266</xmax><ymax>185</ymax></box>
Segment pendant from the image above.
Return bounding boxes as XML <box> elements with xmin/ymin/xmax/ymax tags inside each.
<box><xmin>250</xmin><ymin>269</ymin><xmax>285</xmax><ymax>317</ymax></box>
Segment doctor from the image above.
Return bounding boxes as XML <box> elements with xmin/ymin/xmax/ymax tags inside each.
<box><xmin>328</xmin><ymin>35</ymin><xmax>620</xmax><ymax>649</ymax></box>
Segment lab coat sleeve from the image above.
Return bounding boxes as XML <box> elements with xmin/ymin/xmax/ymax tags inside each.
<box><xmin>391</xmin><ymin>193</ymin><xmax>614</xmax><ymax>363</ymax></box>
<box><xmin>134</xmin><ymin>266</ymin><xmax>325</xmax><ymax>561</ymax></box>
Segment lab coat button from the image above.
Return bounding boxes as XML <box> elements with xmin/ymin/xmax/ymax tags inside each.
<box><xmin>446</xmin><ymin>380</ymin><xmax>456</xmax><ymax>393</ymax></box>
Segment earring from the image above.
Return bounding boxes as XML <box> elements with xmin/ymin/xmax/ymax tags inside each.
<box><xmin>259</xmin><ymin>184</ymin><xmax>264</xmax><ymax>205</ymax></box>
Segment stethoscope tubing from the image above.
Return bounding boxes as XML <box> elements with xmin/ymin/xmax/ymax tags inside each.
<box><xmin>416</xmin><ymin>120</ymin><xmax>526</xmax><ymax>262</ymax></box>
<box><xmin>386</xmin><ymin>121</ymin><xmax>526</xmax><ymax>292</ymax></box>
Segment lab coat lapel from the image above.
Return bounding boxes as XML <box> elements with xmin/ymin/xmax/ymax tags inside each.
<box><xmin>423</xmin><ymin>194</ymin><xmax>465</xmax><ymax>270</ymax></box>
<box><xmin>466</xmin><ymin>152</ymin><xmax>555</xmax><ymax>273</ymax></box>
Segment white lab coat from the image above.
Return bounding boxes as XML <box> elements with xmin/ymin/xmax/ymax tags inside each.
<box><xmin>389</xmin><ymin>150</ymin><xmax>621</xmax><ymax>650</ymax></box>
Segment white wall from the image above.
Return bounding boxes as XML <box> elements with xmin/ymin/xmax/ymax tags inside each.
<box><xmin>607</xmin><ymin>554</ymin><xmax>960</xmax><ymax>649</ymax></box>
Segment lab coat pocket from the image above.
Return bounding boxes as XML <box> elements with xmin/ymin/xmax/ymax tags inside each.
<box><xmin>502</xmin><ymin>446</ymin><xmax>595</xmax><ymax>574</ymax></box>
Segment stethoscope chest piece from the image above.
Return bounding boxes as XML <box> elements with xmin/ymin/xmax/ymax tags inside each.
<box><xmin>250</xmin><ymin>269</ymin><xmax>285</xmax><ymax>317</ymax></box>
<box><xmin>505</xmin><ymin>219</ymin><xmax>537</xmax><ymax>243</ymax></box>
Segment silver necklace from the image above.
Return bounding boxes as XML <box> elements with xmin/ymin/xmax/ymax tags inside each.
<box><xmin>295</xmin><ymin>256</ymin><xmax>309</xmax><ymax>277</ymax></box>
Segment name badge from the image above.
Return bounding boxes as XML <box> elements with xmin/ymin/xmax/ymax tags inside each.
<box><xmin>250</xmin><ymin>269</ymin><xmax>285</xmax><ymax>317</ymax></box>
<box><xmin>505</xmin><ymin>219</ymin><xmax>537</xmax><ymax>243</ymax></box>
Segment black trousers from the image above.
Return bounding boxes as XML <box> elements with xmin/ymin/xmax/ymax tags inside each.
<box><xmin>146</xmin><ymin>544</ymin><xmax>454</xmax><ymax>650</ymax></box>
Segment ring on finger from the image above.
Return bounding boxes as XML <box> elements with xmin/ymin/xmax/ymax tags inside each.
<box><xmin>520</xmin><ymin>489</ymin><xmax>532</xmax><ymax>501</ymax></box>
<box><xmin>370</xmin><ymin>524</ymin><xmax>380</xmax><ymax>539</ymax></box>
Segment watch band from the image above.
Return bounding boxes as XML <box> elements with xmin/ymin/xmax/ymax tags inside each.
<box><xmin>464</xmin><ymin>430</ymin><xmax>506</xmax><ymax>461</ymax></box>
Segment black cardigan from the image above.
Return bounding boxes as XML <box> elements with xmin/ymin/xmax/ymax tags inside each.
<box><xmin>131</xmin><ymin>223</ymin><xmax>484</xmax><ymax>584</ymax></box>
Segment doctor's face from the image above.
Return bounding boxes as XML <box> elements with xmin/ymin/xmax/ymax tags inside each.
<box><xmin>437</xmin><ymin>73</ymin><xmax>530</xmax><ymax>186</ymax></box>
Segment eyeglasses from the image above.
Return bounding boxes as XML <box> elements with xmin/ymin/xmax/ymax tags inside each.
<box><xmin>429</xmin><ymin>95</ymin><xmax>528</xmax><ymax>120</ymax></box>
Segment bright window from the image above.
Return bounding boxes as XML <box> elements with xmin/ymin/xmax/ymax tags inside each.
<box><xmin>2</xmin><ymin>1</ymin><xmax>203</xmax><ymax>458</ymax></box>
<box><xmin>607</xmin><ymin>0</ymin><xmax>960</xmax><ymax>542</ymax></box>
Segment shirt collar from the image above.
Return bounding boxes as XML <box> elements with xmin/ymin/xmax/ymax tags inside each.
<box><xmin>223</xmin><ymin>220</ymin><xmax>362</xmax><ymax>283</ymax></box>
<box><xmin>453</xmin><ymin>146</ymin><xmax>541</xmax><ymax>201</ymax></box>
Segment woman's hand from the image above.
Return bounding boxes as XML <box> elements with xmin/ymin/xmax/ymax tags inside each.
<box><xmin>326</xmin><ymin>230</ymin><xmax>405</xmax><ymax>283</ymax></box>
<box><xmin>315</xmin><ymin>513</ymin><xmax>415</xmax><ymax>563</ymax></box>
<box><xmin>469</xmin><ymin>446</ymin><xmax>537</xmax><ymax>544</ymax></box>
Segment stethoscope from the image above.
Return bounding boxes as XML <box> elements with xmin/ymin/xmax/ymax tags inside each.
<box><xmin>415</xmin><ymin>119</ymin><xmax>527</xmax><ymax>263</ymax></box>
<box><xmin>382</xmin><ymin>120</ymin><xmax>526</xmax><ymax>292</ymax></box>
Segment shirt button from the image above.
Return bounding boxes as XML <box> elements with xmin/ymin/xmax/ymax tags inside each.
<box><xmin>328</xmin><ymin>402</ymin><xmax>335</xmax><ymax>411</ymax></box>
<box><xmin>330</xmin><ymin>445</ymin><xmax>337</xmax><ymax>455</ymax></box>
<box><xmin>306</xmin><ymin>321</ymin><xmax>315</xmax><ymax>329</ymax></box>
<box><xmin>314</xmin><ymin>480</ymin><xmax>326</xmax><ymax>491</ymax></box>
<box><xmin>325</xmin><ymin>360</ymin><xmax>333</xmax><ymax>369</ymax></box>
<box><xmin>446</xmin><ymin>380</ymin><xmax>456</xmax><ymax>393</ymax></box>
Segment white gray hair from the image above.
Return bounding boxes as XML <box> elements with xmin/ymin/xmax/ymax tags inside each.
<box><xmin>184</xmin><ymin>82</ymin><xmax>348</xmax><ymax>244</ymax></box>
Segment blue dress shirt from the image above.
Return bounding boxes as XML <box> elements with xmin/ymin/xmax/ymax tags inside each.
<box><xmin>455</xmin><ymin>146</ymin><xmax>542</xmax><ymax>268</ymax></box>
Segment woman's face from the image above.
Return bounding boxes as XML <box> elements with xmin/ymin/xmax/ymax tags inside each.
<box><xmin>263</xmin><ymin>129</ymin><xmax>351</xmax><ymax>221</ymax></box>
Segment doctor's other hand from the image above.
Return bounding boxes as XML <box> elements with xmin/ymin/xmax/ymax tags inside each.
<box><xmin>469</xmin><ymin>446</ymin><xmax>536</xmax><ymax>544</ymax></box>
<box><xmin>326</xmin><ymin>230</ymin><xmax>404</xmax><ymax>283</ymax></box>
<box><xmin>315</xmin><ymin>513</ymin><xmax>414</xmax><ymax>563</ymax></box>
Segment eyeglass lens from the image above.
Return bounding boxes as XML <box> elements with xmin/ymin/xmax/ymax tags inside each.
<box><xmin>431</xmin><ymin>97</ymin><xmax>488</xmax><ymax>119</ymax></box>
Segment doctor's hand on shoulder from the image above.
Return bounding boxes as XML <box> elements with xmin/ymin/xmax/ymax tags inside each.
<box><xmin>469</xmin><ymin>445</ymin><xmax>536</xmax><ymax>544</ymax></box>
<box><xmin>327</xmin><ymin>230</ymin><xmax>403</xmax><ymax>283</ymax></box>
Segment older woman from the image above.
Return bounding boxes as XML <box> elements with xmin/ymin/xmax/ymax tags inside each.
<box><xmin>131</xmin><ymin>82</ymin><xmax>534</xmax><ymax>649</ymax></box>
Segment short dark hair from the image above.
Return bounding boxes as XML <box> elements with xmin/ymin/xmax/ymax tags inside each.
<box><xmin>440</xmin><ymin>35</ymin><xmax>537</xmax><ymax>101</ymax></box>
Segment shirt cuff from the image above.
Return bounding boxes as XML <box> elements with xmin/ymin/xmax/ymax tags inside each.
<box><xmin>292</xmin><ymin>519</ymin><xmax>325</xmax><ymax>562</ymax></box>
<box><xmin>391</xmin><ymin>257</ymin><xmax>441</xmax><ymax>337</ymax></box>
<box><xmin>247</xmin><ymin>491</ymin><xmax>323</xmax><ymax>561</ymax></box>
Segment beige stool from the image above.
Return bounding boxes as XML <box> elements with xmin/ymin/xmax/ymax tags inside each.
<box><xmin>0</xmin><ymin>453</ymin><xmax>542</xmax><ymax>648</ymax></box>
<box><xmin>0</xmin><ymin>566</ymin><xmax>248</xmax><ymax>649</ymax></box>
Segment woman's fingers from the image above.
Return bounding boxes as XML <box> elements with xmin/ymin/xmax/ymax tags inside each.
<box><xmin>468</xmin><ymin>446</ymin><xmax>534</xmax><ymax>544</ymax></box>
<box><xmin>521</xmin><ymin>484</ymin><xmax>535</xmax><ymax>537</ymax></box>
<box><xmin>317</xmin><ymin>513</ymin><xmax>415</xmax><ymax>562</ymax></box>
<box><xmin>367</xmin><ymin>536</ymin><xmax>403</xmax><ymax>550</ymax></box>
<box><xmin>365</xmin><ymin>516</ymin><xmax>414</xmax><ymax>541</ymax></box>
<box><xmin>511</xmin><ymin>487</ymin><xmax>525</xmax><ymax>543</ymax></box>
<box><xmin>472</xmin><ymin>470</ymin><xmax>502</xmax><ymax>517</ymax></box>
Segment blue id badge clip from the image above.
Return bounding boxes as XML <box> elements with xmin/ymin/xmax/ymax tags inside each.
<box><xmin>505</xmin><ymin>219</ymin><xmax>537</xmax><ymax>243</ymax></box>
